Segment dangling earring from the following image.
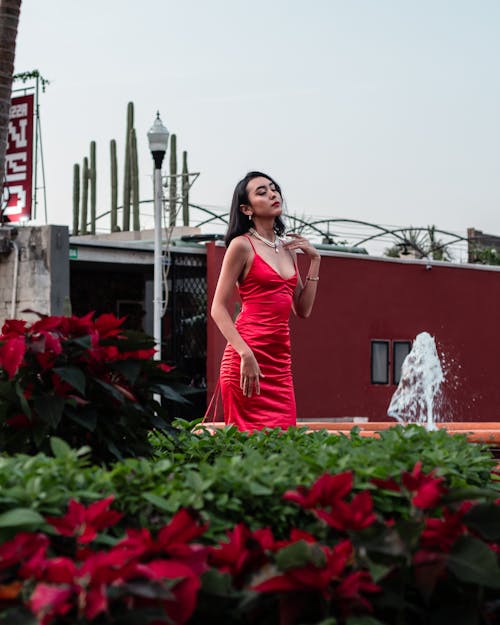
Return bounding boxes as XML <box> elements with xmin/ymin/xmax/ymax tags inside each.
<box><xmin>248</xmin><ymin>214</ymin><xmax>252</xmax><ymax>221</ymax></box>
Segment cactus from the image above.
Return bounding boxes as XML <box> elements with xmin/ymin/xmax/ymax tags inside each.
<box><xmin>80</xmin><ymin>157</ymin><xmax>89</xmax><ymax>235</ymax></box>
<box><xmin>182</xmin><ymin>150</ymin><xmax>189</xmax><ymax>226</ymax></box>
<box><xmin>122</xmin><ymin>101</ymin><xmax>134</xmax><ymax>231</ymax></box>
<box><xmin>130</xmin><ymin>128</ymin><xmax>140</xmax><ymax>231</ymax></box>
<box><xmin>110</xmin><ymin>139</ymin><xmax>118</xmax><ymax>232</ymax></box>
<box><xmin>169</xmin><ymin>133</ymin><xmax>177</xmax><ymax>226</ymax></box>
<box><xmin>89</xmin><ymin>140</ymin><xmax>96</xmax><ymax>234</ymax></box>
<box><xmin>72</xmin><ymin>163</ymin><xmax>80</xmax><ymax>235</ymax></box>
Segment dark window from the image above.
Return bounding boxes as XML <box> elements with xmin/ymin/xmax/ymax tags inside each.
<box><xmin>393</xmin><ymin>341</ymin><xmax>412</xmax><ymax>385</ymax></box>
<box><xmin>371</xmin><ymin>339</ymin><xmax>413</xmax><ymax>385</ymax></box>
<box><xmin>371</xmin><ymin>341</ymin><xmax>389</xmax><ymax>384</ymax></box>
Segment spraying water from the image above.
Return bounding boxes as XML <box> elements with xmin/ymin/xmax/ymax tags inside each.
<box><xmin>387</xmin><ymin>332</ymin><xmax>444</xmax><ymax>430</ymax></box>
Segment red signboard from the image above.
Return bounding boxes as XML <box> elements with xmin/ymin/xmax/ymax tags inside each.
<box><xmin>4</xmin><ymin>94</ymin><xmax>34</xmax><ymax>222</ymax></box>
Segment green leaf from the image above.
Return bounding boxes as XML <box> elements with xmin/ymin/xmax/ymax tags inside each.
<box><xmin>142</xmin><ymin>492</ymin><xmax>173</xmax><ymax>512</ymax></box>
<box><xmin>151</xmin><ymin>384</ymin><xmax>191</xmax><ymax>404</ymax></box>
<box><xmin>0</xmin><ymin>508</ymin><xmax>45</xmax><ymax>529</ymax></box>
<box><xmin>14</xmin><ymin>381</ymin><xmax>31</xmax><ymax>417</ymax></box>
<box><xmin>276</xmin><ymin>540</ymin><xmax>325</xmax><ymax>571</ymax></box>
<box><xmin>33</xmin><ymin>396</ymin><xmax>65</xmax><ymax>428</ymax></box>
<box><xmin>70</xmin><ymin>335</ymin><xmax>92</xmax><ymax>349</ymax></box>
<box><xmin>248</xmin><ymin>481</ymin><xmax>273</xmax><ymax>496</ymax></box>
<box><xmin>365</xmin><ymin>558</ymin><xmax>391</xmax><ymax>583</ymax></box>
<box><xmin>447</xmin><ymin>535</ymin><xmax>500</xmax><ymax>588</ymax></box>
<box><xmin>53</xmin><ymin>366</ymin><xmax>86</xmax><ymax>395</ymax></box>
<box><xmin>464</xmin><ymin>503</ymin><xmax>500</xmax><ymax>540</ymax></box>
<box><xmin>94</xmin><ymin>379</ymin><xmax>125</xmax><ymax>404</ymax></box>
<box><xmin>106</xmin><ymin>439</ymin><xmax>123</xmax><ymax>460</ymax></box>
<box><xmin>50</xmin><ymin>436</ymin><xmax>72</xmax><ymax>458</ymax></box>
<box><xmin>67</xmin><ymin>409</ymin><xmax>97</xmax><ymax>432</ymax></box>
<box><xmin>201</xmin><ymin>569</ymin><xmax>235</xmax><ymax>595</ymax></box>
<box><xmin>110</xmin><ymin>360</ymin><xmax>142</xmax><ymax>385</ymax></box>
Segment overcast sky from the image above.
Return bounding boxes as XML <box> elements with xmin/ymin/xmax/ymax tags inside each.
<box><xmin>12</xmin><ymin>0</ymin><xmax>500</xmax><ymax>246</ymax></box>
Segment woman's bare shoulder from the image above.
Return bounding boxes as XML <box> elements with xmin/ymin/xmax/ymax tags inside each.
<box><xmin>226</xmin><ymin>235</ymin><xmax>253</xmax><ymax>256</ymax></box>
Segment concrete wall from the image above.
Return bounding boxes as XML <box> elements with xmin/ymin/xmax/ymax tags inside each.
<box><xmin>0</xmin><ymin>225</ymin><xmax>69</xmax><ymax>326</ymax></box>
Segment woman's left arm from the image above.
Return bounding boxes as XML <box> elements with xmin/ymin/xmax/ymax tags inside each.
<box><xmin>284</xmin><ymin>234</ymin><xmax>321</xmax><ymax>319</ymax></box>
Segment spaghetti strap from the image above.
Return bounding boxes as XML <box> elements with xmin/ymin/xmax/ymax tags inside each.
<box><xmin>202</xmin><ymin>379</ymin><xmax>221</xmax><ymax>424</ymax></box>
<box><xmin>244</xmin><ymin>233</ymin><xmax>257</xmax><ymax>252</ymax></box>
<box><xmin>289</xmin><ymin>249</ymin><xmax>299</xmax><ymax>273</ymax></box>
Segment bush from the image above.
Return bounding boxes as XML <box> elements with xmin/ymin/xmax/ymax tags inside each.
<box><xmin>0</xmin><ymin>453</ymin><xmax>499</xmax><ymax>624</ymax></box>
<box><xmin>0</xmin><ymin>425</ymin><xmax>496</xmax><ymax>541</ymax></box>
<box><xmin>0</xmin><ymin>313</ymin><xmax>190</xmax><ymax>462</ymax></box>
<box><xmin>0</xmin><ymin>426</ymin><xmax>498</xmax><ymax>622</ymax></box>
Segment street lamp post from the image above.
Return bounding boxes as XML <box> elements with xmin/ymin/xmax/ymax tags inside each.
<box><xmin>147</xmin><ymin>112</ymin><xmax>170</xmax><ymax>360</ymax></box>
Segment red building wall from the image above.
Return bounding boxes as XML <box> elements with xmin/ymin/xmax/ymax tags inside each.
<box><xmin>206</xmin><ymin>242</ymin><xmax>500</xmax><ymax>423</ymax></box>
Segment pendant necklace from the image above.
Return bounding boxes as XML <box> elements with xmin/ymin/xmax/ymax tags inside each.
<box><xmin>249</xmin><ymin>228</ymin><xmax>279</xmax><ymax>253</ymax></box>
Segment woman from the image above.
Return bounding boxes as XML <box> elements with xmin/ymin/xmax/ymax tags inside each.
<box><xmin>211</xmin><ymin>171</ymin><xmax>320</xmax><ymax>430</ymax></box>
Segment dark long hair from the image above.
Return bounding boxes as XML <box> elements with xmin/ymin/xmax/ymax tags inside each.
<box><xmin>224</xmin><ymin>171</ymin><xmax>286</xmax><ymax>246</ymax></box>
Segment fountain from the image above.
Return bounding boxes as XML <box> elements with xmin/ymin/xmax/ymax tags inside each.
<box><xmin>387</xmin><ymin>332</ymin><xmax>444</xmax><ymax>430</ymax></box>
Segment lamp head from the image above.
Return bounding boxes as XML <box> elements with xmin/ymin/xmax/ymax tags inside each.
<box><xmin>147</xmin><ymin>112</ymin><xmax>169</xmax><ymax>153</ymax></box>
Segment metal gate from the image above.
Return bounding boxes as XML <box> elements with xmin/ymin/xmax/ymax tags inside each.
<box><xmin>165</xmin><ymin>251</ymin><xmax>207</xmax><ymax>417</ymax></box>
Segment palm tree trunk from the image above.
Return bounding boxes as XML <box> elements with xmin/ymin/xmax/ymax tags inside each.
<box><xmin>0</xmin><ymin>0</ymin><xmax>22</xmax><ymax>199</ymax></box>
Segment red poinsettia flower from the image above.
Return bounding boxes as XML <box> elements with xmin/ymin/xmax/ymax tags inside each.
<box><xmin>115</xmin><ymin>348</ymin><xmax>156</xmax><ymax>362</ymax></box>
<box><xmin>1</xmin><ymin>319</ymin><xmax>27</xmax><ymax>335</ymax></box>
<box><xmin>402</xmin><ymin>462</ymin><xmax>447</xmax><ymax>509</ymax></box>
<box><xmin>132</xmin><ymin>559</ymin><xmax>201</xmax><ymax>625</ymax></box>
<box><xmin>46</xmin><ymin>497</ymin><xmax>123</xmax><ymax>544</ymax></box>
<box><xmin>86</xmin><ymin>343</ymin><xmax>121</xmax><ymax>364</ymax></box>
<box><xmin>0</xmin><ymin>334</ymin><xmax>26</xmax><ymax>378</ymax></box>
<box><xmin>335</xmin><ymin>570</ymin><xmax>380</xmax><ymax>613</ymax></box>
<box><xmin>85</xmin><ymin>584</ymin><xmax>108</xmax><ymax>620</ymax></box>
<box><xmin>94</xmin><ymin>313</ymin><xmax>126</xmax><ymax>339</ymax></box>
<box><xmin>28</xmin><ymin>553</ymin><xmax>117</xmax><ymax>622</ymax></box>
<box><xmin>157</xmin><ymin>363</ymin><xmax>175</xmax><ymax>373</ymax></box>
<box><xmin>0</xmin><ymin>532</ymin><xmax>48</xmax><ymax>572</ymax></box>
<box><xmin>79</xmin><ymin>548</ymin><xmax>133</xmax><ymax>586</ymax></box>
<box><xmin>113</xmin><ymin>510</ymin><xmax>206</xmax><ymax>576</ymax></box>
<box><xmin>30</xmin><ymin>316</ymin><xmax>64</xmax><ymax>335</ymax></box>
<box><xmin>19</xmin><ymin>541</ymin><xmax>50</xmax><ymax>580</ymax></box>
<box><xmin>209</xmin><ymin>523</ymin><xmax>272</xmax><ymax>586</ymax></box>
<box><xmin>157</xmin><ymin>509</ymin><xmax>208</xmax><ymax>551</ymax></box>
<box><xmin>251</xmin><ymin>527</ymin><xmax>276</xmax><ymax>551</ymax></box>
<box><xmin>114</xmin><ymin>527</ymin><xmax>155</xmax><ymax>560</ymax></box>
<box><xmin>59</xmin><ymin>312</ymin><xmax>95</xmax><ymax>337</ymax></box>
<box><xmin>42</xmin><ymin>557</ymin><xmax>78</xmax><ymax>584</ymax></box>
<box><xmin>315</xmin><ymin>491</ymin><xmax>377</xmax><ymax>532</ymax></box>
<box><xmin>29</xmin><ymin>583</ymin><xmax>74</xmax><ymax>625</ymax></box>
<box><xmin>283</xmin><ymin>472</ymin><xmax>353</xmax><ymax>509</ymax></box>
<box><xmin>254</xmin><ymin>539</ymin><xmax>353</xmax><ymax>599</ymax></box>
<box><xmin>273</xmin><ymin>529</ymin><xmax>318</xmax><ymax>552</ymax></box>
<box><xmin>418</xmin><ymin>502</ymin><xmax>471</xmax><ymax>554</ymax></box>
<box><xmin>31</xmin><ymin>331</ymin><xmax>63</xmax><ymax>371</ymax></box>
<box><xmin>155</xmin><ymin>509</ymin><xmax>209</xmax><ymax>573</ymax></box>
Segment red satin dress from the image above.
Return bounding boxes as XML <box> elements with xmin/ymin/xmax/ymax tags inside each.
<box><xmin>220</xmin><ymin>235</ymin><xmax>298</xmax><ymax>431</ymax></box>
